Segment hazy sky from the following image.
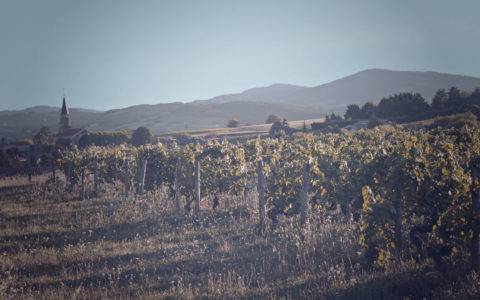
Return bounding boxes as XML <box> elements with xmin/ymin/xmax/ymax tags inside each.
<box><xmin>1</xmin><ymin>0</ymin><xmax>479</xmax><ymax>110</ymax></box>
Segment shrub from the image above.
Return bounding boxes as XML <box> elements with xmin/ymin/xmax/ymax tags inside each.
<box><xmin>367</xmin><ymin>117</ymin><xmax>382</xmax><ymax>129</ymax></box>
<box><xmin>131</xmin><ymin>127</ymin><xmax>152</xmax><ymax>146</ymax></box>
<box><xmin>344</xmin><ymin>104</ymin><xmax>363</xmax><ymax>120</ymax></box>
<box><xmin>429</xmin><ymin>112</ymin><xmax>478</xmax><ymax>129</ymax></box>
<box><xmin>227</xmin><ymin>119</ymin><xmax>240</xmax><ymax>128</ymax></box>
<box><xmin>269</xmin><ymin>119</ymin><xmax>296</xmax><ymax>138</ymax></box>
<box><xmin>266</xmin><ymin>114</ymin><xmax>282</xmax><ymax>124</ymax></box>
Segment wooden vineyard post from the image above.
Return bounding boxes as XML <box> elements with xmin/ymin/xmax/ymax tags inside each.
<box><xmin>299</xmin><ymin>163</ymin><xmax>310</xmax><ymax>226</ymax></box>
<box><xmin>174</xmin><ymin>158</ymin><xmax>181</xmax><ymax>213</ymax></box>
<box><xmin>67</xmin><ymin>163</ymin><xmax>73</xmax><ymax>192</ymax></box>
<box><xmin>124</xmin><ymin>166</ymin><xmax>130</xmax><ymax>198</ymax></box>
<box><xmin>28</xmin><ymin>155</ymin><xmax>33</xmax><ymax>183</ymax></box>
<box><xmin>138</xmin><ymin>159</ymin><xmax>147</xmax><ymax>194</ymax></box>
<box><xmin>93</xmin><ymin>158</ymin><xmax>99</xmax><ymax>196</ymax></box>
<box><xmin>194</xmin><ymin>159</ymin><xmax>201</xmax><ymax>215</ymax></box>
<box><xmin>257</xmin><ymin>159</ymin><xmax>266</xmax><ymax>232</ymax></box>
<box><xmin>393</xmin><ymin>188</ymin><xmax>403</xmax><ymax>257</ymax></box>
<box><xmin>51</xmin><ymin>154</ymin><xmax>56</xmax><ymax>183</ymax></box>
<box><xmin>80</xmin><ymin>168</ymin><xmax>85</xmax><ymax>199</ymax></box>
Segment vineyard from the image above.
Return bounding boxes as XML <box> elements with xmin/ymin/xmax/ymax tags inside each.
<box><xmin>55</xmin><ymin>125</ymin><xmax>480</xmax><ymax>269</ymax></box>
<box><xmin>2</xmin><ymin>124</ymin><xmax>480</xmax><ymax>297</ymax></box>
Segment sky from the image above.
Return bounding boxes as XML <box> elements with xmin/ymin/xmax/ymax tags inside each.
<box><xmin>0</xmin><ymin>0</ymin><xmax>479</xmax><ymax>111</ymax></box>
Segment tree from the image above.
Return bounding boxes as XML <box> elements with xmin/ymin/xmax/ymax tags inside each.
<box><xmin>344</xmin><ymin>104</ymin><xmax>362</xmax><ymax>120</ymax></box>
<box><xmin>471</xmin><ymin>88</ymin><xmax>480</xmax><ymax>105</ymax></box>
<box><xmin>131</xmin><ymin>127</ymin><xmax>152</xmax><ymax>146</ymax></box>
<box><xmin>33</xmin><ymin>126</ymin><xmax>51</xmax><ymax>145</ymax></box>
<box><xmin>227</xmin><ymin>118</ymin><xmax>240</xmax><ymax>128</ymax></box>
<box><xmin>448</xmin><ymin>86</ymin><xmax>466</xmax><ymax>104</ymax></box>
<box><xmin>330</xmin><ymin>113</ymin><xmax>343</xmax><ymax>122</ymax></box>
<box><xmin>325</xmin><ymin>113</ymin><xmax>343</xmax><ymax>123</ymax></box>
<box><xmin>376</xmin><ymin>93</ymin><xmax>430</xmax><ymax>120</ymax></box>
<box><xmin>361</xmin><ymin>102</ymin><xmax>376</xmax><ymax>118</ymax></box>
<box><xmin>269</xmin><ymin>120</ymin><xmax>288</xmax><ymax>138</ymax></box>
<box><xmin>431</xmin><ymin>89</ymin><xmax>448</xmax><ymax>110</ymax></box>
<box><xmin>266</xmin><ymin>114</ymin><xmax>282</xmax><ymax>124</ymax></box>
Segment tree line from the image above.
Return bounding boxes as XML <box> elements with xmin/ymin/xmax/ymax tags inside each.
<box><xmin>344</xmin><ymin>87</ymin><xmax>480</xmax><ymax>122</ymax></box>
<box><xmin>0</xmin><ymin>127</ymin><xmax>154</xmax><ymax>177</ymax></box>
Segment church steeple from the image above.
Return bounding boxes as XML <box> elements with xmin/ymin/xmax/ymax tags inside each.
<box><xmin>59</xmin><ymin>95</ymin><xmax>71</xmax><ymax>132</ymax></box>
<box><xmin>61</xmin><ymin>95</ymin><xmax>69</xmax><ymax>115</ymax></box>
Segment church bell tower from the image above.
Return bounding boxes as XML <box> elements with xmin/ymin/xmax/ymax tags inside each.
<box><xmin>59</xmin><ymin>95</ymin><xmax>71</xmax><ymax>133</ymax></box>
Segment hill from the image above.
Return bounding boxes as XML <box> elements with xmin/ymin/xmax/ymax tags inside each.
<box><xmin>0</xmin><ymin>102</ymin><xmax>323</xmax><ymax>141</ymax></box>
<box><xmin>1</xmin><ymin>69</ymin><xmax>480</xmax><ymax>141</ymax></box>
<box><xmin>200</xmin><ymin>69</ymin><xmax>480</xmax><ymax>111</ymax></box>
<box><xmin>0</xmin><ymin>106</ymin><xmax>101</xmax><ymax>141</ymax></box>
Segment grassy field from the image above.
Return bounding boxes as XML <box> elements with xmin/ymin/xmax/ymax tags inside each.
<box><xmin>0</xmin><ymin>176</ymin><xmax>479</xmax><ymax>299</ymax></box>
<box><xmin>157</xmin><ymin>118</ymin><xmax>325</xmax><ymax>140</ymax></box>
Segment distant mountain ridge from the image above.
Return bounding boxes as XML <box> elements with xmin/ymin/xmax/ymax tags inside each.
<box><xmin>199</xmin><ymin>69</ymin><xmax>480</xmax><ymax>109</ymax></box>
<box><xmin>1</xmin><ymin>69</ymin><xmax>480</xmax><ymax>141</ymax></box>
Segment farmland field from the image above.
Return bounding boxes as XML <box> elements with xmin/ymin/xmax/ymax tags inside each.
<box><xmin>157</xmin><ymin>118</ymin><xmax>325</xmax><ymax>140</ymax></box>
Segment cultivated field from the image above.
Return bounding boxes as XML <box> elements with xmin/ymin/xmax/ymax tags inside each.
<box><xmin>157</xmin><ymin>118</ymin><xmax>325</xmax><ymax>140</ymax></box>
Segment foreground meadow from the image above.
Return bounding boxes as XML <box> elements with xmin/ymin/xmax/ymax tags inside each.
<box><xmin>0</xmin><ymin>176</ymin><xmax>478</xmax><ymax>299</ymax></box>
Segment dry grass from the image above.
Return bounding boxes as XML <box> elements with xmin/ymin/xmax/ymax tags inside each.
<box><xmin>0</xmin><ymin>175</ymin><xmax>478</xmax><ymax>299</ymax></box>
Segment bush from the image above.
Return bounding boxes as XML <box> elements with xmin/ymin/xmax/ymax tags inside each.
<box><xmin>325</xmin><ymin>113</ymin><xmax>343</xmax><ymax>123</ymax></box>
<box><xmin>131</xmin><ymin>127</ymin><xmax>152</xmax><ymax>146</ymax></box>
<box><xmin>227</xmin><ymin>119</ymin><xmax>240</xmax><ymax>128</ymax></box>
<box><xmin>269</xmin><ymin>119</ymin><xmax>296</xmax><ymax>138</ymax></box>
<box><xmin>266</xmin><ymin>114</ymin><xmax>282</xmax><ymax>124</ymax></box>
<box><xmin>367</xmin><ymin>117</ymin><xmax>382</xmax><ymax>129</ymax></box>
<box><xmin>344</xmin><ymin>104</ymin><xmax>363</xmax><ymax>120</ymax></box>
<box><xmin>429</xmin><ymin>112</ymin><xmax>478</xmax><ymax>129</ymax></box>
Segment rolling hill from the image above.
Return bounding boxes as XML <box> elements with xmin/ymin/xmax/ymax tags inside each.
<box><xmin>200</xmin><ymin>69</ymin><xmax>480</xmax><ymax>110</ymax></box>
<box><xmin>0</xmin><ymin>102</ymin><xmax>323</xmax><ymax>141</ymax></box>
<box><xmin>1</xmin><ymin>69</ymin><xmax>480</xmax><ymax>141</ymax></box>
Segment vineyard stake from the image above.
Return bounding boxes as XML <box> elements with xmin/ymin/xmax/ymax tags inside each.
<box><xmin>124</xmin><ymin>166</ymin><xmax>130</xmax><ymax>197</ymax></box>
<box><xmin>470</xmin><ymin>159</ymin><xmax>480</xmax><ymax>271</ymax></box>
<box><xmin>300</xmin><ymin>163</ymin><xmax>310</xmax><ymax>226</ymax></box>
<box><xmin>80</xmin><ymin>168</ymin><xmax>85</xmax><ymax>199</ymax></box>
<box><xmin>93</xmin><ymin>158</ymin><xmax>99</xmax><ymax>196</ymax></box>
<box><xmin>28</xmin><ymin>154</ymin><xmax>33</xmax><ymax>183</ymax></box>
<box><xmin>393</xmin><ymin>189</ymin><xmax>403</xmax><ymax>257</ymax></box>
<box><xmin>174</xmin><ymin>158</ymin><xmax>181</xmax><ymax>213</ymax></box>
<box><xmin>138</xmin><ymin>159</ymin><xmax>147</xmax><ymax>194</ymax></box>
<box><xmin>67</xmin><ymin>162</ymin><xmax>74</xmax><ymax>192</ymax></box>
<box><xmin>257</xmin><ymin>159</ymin><xmax>266</xmax><ymax>232</ymax></box>
<box><xmin>194</xmin><ymin>159</ymin><xmax>201</xmax><ymax>214</ymax></box>
<box><xmin>51</xmin><ymin>154</ymin><xmax>56</xmax><ymax>183</ymax></box>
